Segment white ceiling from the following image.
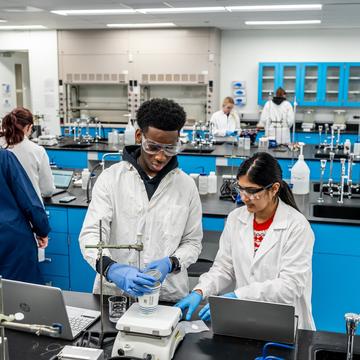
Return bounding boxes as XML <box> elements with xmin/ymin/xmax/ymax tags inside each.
<box><xmin>0</xmin><ymin>0</ymin><xmax>359</xmax><ymax>30</ymax></box>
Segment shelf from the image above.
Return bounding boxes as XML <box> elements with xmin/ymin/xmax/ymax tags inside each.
<box><xmin>262</xmin><ymin>76</ymin><xmax>274</xmax><ymax>80</ymax></box>
<box><xmin>262</xmin><ymin>90</ymin><xmax>273</xmax><ymax>93</ymax></box>
<box><xmin>326</xmin><ymin>91</ymin><xmax>339</xmax><ymax>94</ymax></box>
<box><xmin>283</xmin><ymin>76</ymin><xmax>296</xmax><ymax>79</ymax></box>
<box><xmin>327</xmin><ymin>77</ymin><xmax>340</xmax><ymax>80</ymax></box>
<box><xmin>348</xmin><ymin>91</ymin><xmax>360</xmax><ymax>94</ymax></box>
<box><xmin>349</xmin><ymin>77</ymin><xmax>360</xmax><ymax>80</ymax></box>
<box><xmin>70</xmin><ymin>107</ymin><xmax>127</xmax><ymax>111</ymax></box>
<box><xmin>304</xmin><ymin>90</ymin><xmax>317</xmax><ymax>93</ymax></box>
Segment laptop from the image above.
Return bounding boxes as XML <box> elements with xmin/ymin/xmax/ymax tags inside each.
<box><xmin>209</xmin><ymin>296</ymin><xmax>297</xmax><ymax>344</ymax></box>
<box><xmin>51</xmin><ymin>169</ymin><xmax>74</xmax><ymax>196</ymax></box>
<box><xmin>2</xmin><ymin>279</ymin><xmax>100</xmax><ymax>340</ymax></box>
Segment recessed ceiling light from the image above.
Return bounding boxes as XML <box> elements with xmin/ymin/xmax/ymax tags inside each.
<box><xmin>0</xmin><ymin>25</ymin><xmax>47</xmax><ymax>30</ymax></box>
<box><xmin>138</xmin><ymin>7</ymin><xmax>225</xmax><ymax>14</ymax></box>
<box><xmin>51</xmin><ymin>9</ymin><xmax>136</xmax><ymax>16</ymax></box>
<box><xmin>245</xmin><ymin>20</ymin><xmax>322</xmax><ymax>25</ymax></box>
<box><xmin>107</xmin><ymin>23</ymin><xmax>176</xmax><ymax>28</ymax></box>
<box><xmin>227</xmin><ymin>4</ymin><xmax>322</xmax><ymax>12</ymax></box>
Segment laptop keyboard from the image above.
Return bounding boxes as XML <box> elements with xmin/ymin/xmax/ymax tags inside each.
<box><xmin>69</xmin><ymin>316</ymin><xmax>95</xmax><ymax>336</ymax></box>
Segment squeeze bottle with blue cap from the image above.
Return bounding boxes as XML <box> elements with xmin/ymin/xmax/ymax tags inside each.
<box><xmin>290</xmin><ymin>143</ymin><xmax>310</xmax><ymax>195</ymax></box>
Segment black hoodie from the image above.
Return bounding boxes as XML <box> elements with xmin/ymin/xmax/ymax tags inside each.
<box><xmin>122</xmin><ymin>145</ymin><xmax>179</xmax><ymax>200</ymax></box>
<box><xmin>272</xmin><ymin>96</ymin><xmax>286</xmax><ymax>106</ymax></box>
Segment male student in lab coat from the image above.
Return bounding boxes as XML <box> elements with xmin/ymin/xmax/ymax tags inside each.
<box><xmin>176</xmin><ymin>152</ymin><xmax>316</xmax><ymax>330</ymax></box>
<box><xmin>80</xmin><ymin>98</ymin><xmax>203</xmax><ymax>301</ymax></box>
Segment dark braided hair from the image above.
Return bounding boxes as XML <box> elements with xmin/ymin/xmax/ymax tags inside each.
<box><xmin>136</xmin><ymin>98</ymin><xmax>186</xmax><ymax>133</ymax></box>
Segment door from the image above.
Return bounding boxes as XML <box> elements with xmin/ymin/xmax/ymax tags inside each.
<box><xmin>321</xmin><ymin>63</ymin><xmax>344</xmax><ymax>106</ymax></box>
<box><xmin>278</xmin><ymin>63</ymin><xmax>301</xmax><ymax>104</ymax></box>
<box><xmin>258</xmin><ymin>63</ymin><xmax>279</xmax><ymax>106</ymax></box>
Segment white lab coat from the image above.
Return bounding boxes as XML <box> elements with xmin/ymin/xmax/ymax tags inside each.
<box><xmin>0</xmin><ymin>136</ymin><xmax>54</xmax><ymax>201</ymax></box>
<box><xmin>210</xmin><ymin>110</ymin><xmax>240</xmax><ymax>137</ymax></box>
<box><xmin>79</xmin><ymin>160</ymin><xmax>203</xmax><ymax>301</ymax></box>
<box><xmin>196</xmin><ymin>199</ymin><xmax>316</xmax><ymax>330</ymax></box>
<box><xmin>259</xmin><ymin>100</ymin><xmax>294</xmax><ymax>144</ymax></box>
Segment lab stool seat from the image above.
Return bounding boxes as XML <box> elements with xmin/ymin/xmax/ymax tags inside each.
<box><xmin>188</xmin><ymin>259</ymin><xmax>213</xmax><ymax>277</ymax></box>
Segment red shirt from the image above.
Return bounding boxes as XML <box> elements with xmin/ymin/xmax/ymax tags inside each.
<box><xmin>253</xmin><ymin>214</ymin><xmax>275</xmax><ymax>254</ymax></box>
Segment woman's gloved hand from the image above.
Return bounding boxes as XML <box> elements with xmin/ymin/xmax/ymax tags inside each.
<box><xmin>107</xmin><ymin>263</ymin><xmax>157</xmax><ymax>298</ymax></box>
<box><xmin>198</xmin><ymin>292</ymin><xmax>237</xmax><ymax>322</ymax></box>
<box><xmin>174</xmin><ymin>291</ymin><xmax>202</xmax><ymax>321</ymax></box>
<box><xmin>144</xmin><ymin>257</ymin><xmax>172</xmax><ymax>283</ymax></box>
<box><xmin>225</xmin><ymin>130</ymin><xmax>237</xmax><ymax>137</ymax></box>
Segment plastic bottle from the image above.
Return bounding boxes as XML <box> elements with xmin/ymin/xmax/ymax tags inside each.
<box><xmin>344</xmin><ymin>139</ymin><xmax>351</xmax><ymax>155</ymax></box>
<box><xmin>208</xmin><ymin>171</ymin><xmax>217</xmax><ymax>194</ymax></box>
<box><xmin>124</xmin><ymin>120</ymin><xmax>136</xmax><ymax>146</ymax></box>
<box><xmin>290</xmin><ymin>143</ymin><xmax>310</xmax><ymax>195</ymax></box>
<box><xmin>81</xmin><ymin>168</ymin><xmax>91</xmax><ymax>190</ymax></box>
<box><xmin>244</xmin><ymin>137</ymin><xmax>251</xmax><ymax>150</ymax></box>
<box><xmin>198</xmin><ymin>173</ymin><xmax>208</xmax><ymax>195</ymax></box>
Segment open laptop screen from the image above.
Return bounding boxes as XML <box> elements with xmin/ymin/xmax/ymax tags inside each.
<box><xmin>52</xmin><ymin>169</ymin><xmax>73</xmax><ymax>189</ymax></box>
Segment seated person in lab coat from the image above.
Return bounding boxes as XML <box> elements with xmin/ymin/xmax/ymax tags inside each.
<box><xmin>210</xmin><ymin>96</ymin><xmax>240</xmax><ymax>137</ymax></box>
<box><xmin>0</xmin><ymin>149</ymin><xmax>50</xmax><ymax>284</ymax></box>
<box><xmin>0</xmin><ymin>107</ymin><xmax>55</xmax><ymax>201</ymax></box>
<box><xmin>257</xmin><ymin>87</ymin><xmax>294</xmax><ymax>145</ymax></box>
<box><xmin>80</xmin><ymin>98</ymin><xmax>203</xmax><ymax>301</ymax></box>
<box><xmin>176</xmin><ymin>152</ymin><xmax>315</xmax><ymax>330</ymax></box>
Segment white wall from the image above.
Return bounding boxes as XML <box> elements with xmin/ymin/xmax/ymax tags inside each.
<box><xmin>0</xmin><ymin>31</ymin><xmax>59</xmax><ymax>134</ymax></box>
<box><xmin>220</xmin><ymin>29</ymin><xmax>360</xmax><ymax>122</ymax></box>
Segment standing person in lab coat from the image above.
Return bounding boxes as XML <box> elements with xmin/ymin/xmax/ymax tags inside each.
<box><xmin>80</xmin><ymin>98</ymin><xmax>203</xmax><ymax>301</ymax></box>
<box><xmin>258</xmin><ymin>87</ymin><xmax>294</xmax><ymax>144</ymax></box>
<box><xmin>210</xmin><ymin>97</ymin><xmax>240</xmax><ymax>137</ymax></box>
<box><xmin>0</xmin><ymin>149</ymin><xmax>50</xmax><ymax>284</ymax></box>
<box><xmin>176</xmin><ymin>152</ymin><xmax>315</xmax><ymax>330</ymax></box>
<box><xmin>0</xmin><ymin>107</ymin><xmax>55</xmax><ymax>201</ymax></box>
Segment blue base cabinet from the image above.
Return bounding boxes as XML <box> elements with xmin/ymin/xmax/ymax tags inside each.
<box><xmin>178</xmin><ymin>155</ymin><xmax>216</xmax><ymax>175</ymax></box>
<box><xmin>311</xmin><ymin>223</ymin><xmax>360</xmax><ymax>333</ymax></box>
<box><xmin>46</xmin><ymin>149</ymin><xmax>88</xmax><ymax>169</ymax></box>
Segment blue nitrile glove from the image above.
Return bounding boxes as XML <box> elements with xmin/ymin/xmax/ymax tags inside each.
<box><xmin>225</xmin><ymin>130</ymin><xmax>236</xmax><ymax>137</ymax></box>
<box><xmin>174</xmin><ymin>291</ymin><xmax>202</xmax><ymax>321</ymax></box>
<box><xmin>144</xmin><ymin>257</ymin><xmax>172</xmax><ymax>283</ymax></box>
<box><xmin>107</xmin><ymin>263</ymin><xmax>157</xmax><ymax>298</ymax></box>
<box><xmin>198</xmin><ymin>292</ymin><xmax>237</xmax><ymax>322</ymax></box>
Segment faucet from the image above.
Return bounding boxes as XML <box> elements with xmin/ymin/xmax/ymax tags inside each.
<box><xmin>336</xmin><ymin>127</ymin><xmax>341</xmax><ymax>150</ymax></box>
<box><xmin>330</xmin><ymin>125</ymin><xmax>335</xmax><ymax>152</ymax></box>
<box><xmin>318</xmin><ymin>159</ymin><xmax>327</xmax><ymax>203</ymax></box>
<box><xmin>318</xmin><ymin>125</ymin><xmax>323</xmax><ymax>149</ymax></box>
<box><xmin>347</xmin><ymin>154</ymin><xmax>354</xmax><ymax>199</ymax></box>
<box><xmin>327</xmin><ymin>152</ymin><xmax>335</xmax><ymax>197</ymax></box>
<box><xmin>345</xmin><ymin>313</ymin><xmax>360</xmax><ymax>360</ymax></box>
<box><xmin>337</xmin><ymin>158</ymin><xmax>347</xmax><ymax>204</ymax></box>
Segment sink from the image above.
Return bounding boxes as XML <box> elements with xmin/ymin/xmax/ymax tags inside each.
<box><xmin>314</xmin><ymin>349</ymin><xmax>360</xmax><ymax>359</ymax></box>
<box><xmin>60</xmin><ymin>143</ymin><xmax>93</xmax><ymax>149</ymax></box>
<box><xmin>312</xmin><ymin>204</ymin><xmax>360</xmax><ymax>221</ymax></box>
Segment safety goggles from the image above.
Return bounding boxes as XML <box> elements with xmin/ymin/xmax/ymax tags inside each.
<box><xmin>233</xmin><ymin>182</ymin><xmax>274</xmax><ymax>200</ymax></box>
<box><xmin>141</xmin><ymin>135</ymin><xmax>181</xmax><ymax>157</ymax></box>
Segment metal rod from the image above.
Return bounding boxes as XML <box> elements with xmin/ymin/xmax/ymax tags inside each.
<box><xmin>99</xmin><ymin>219</ymin><xmax>104</xmax><ymax>337</ymax></box>
<box><xmin>318</xmin><ymin>159</ymin><xmax>327</xmax><ymax>203</ymax></box>
<box><xmin>86</xmin><ymin>244</ymin><xmax>144</xmax><ymax>251</ymax></box>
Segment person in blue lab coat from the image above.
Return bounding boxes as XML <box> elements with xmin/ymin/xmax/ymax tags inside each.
<box><xmin>0</xmin><ymin>148</ymin><xmax>51</xmax><ymax>284</ymax></box>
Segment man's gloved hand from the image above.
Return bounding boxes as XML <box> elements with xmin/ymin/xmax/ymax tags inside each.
<box><xmin>225</xmin><ymin>130</ymin><xmax>237</xmax><ymax>137</ymax></box>
<box><xmin>174</xmin><ymin>291</ymin><xmax>202</xmax><ymax>321</ymax></box>
<box><xmin>144</xmin><ymin>257</ymin><xmax>172</xmax><ymax>283</ymax></box>
<box><xmin>198</xmin><ymin>292</ymin><xmax>237</xmax><ymax>322</ymax></box>
<box><xmin>107</xmin><ymin>263</ymin><xmax>156</xmax><ymax>298</ymax></box>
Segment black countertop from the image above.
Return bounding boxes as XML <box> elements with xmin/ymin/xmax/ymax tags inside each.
<box><xmin>44</xmin><ymin>179</ymin><xmax>360</xmax><ymax>226</ymax></box>
<box><xmin>6</xmin><ymin>291</ymin><xmax>360</xmax><ymax>360</ymax></box>
<box><xmin>44</xmin><ymin>140</ymin><xmax>359</xmax><ymax>162</ymax></box>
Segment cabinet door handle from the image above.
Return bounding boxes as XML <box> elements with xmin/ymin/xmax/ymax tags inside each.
<box><xmin>44</xmin><ymin>258</ymin><xmax>52</xmax><ymax>263</ymax></box>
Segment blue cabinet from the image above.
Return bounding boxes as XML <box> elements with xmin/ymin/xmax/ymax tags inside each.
<box><xmin>343</xmin><ymin>63</ymin><xmax>360</xmax><ymax>107</ymax></box>
<box><xmin>46</xmin><ymin>149</ymin><xmax>88</xmax><ymax>169</ymax></box>
<box><xmin>311</xmin><ymin>223</ymin><xmax>360</xmax><ymax>333</ymax></box>
<box><xmin>259</xmin><ymin>62</ymin><xmax>360</xmax><ymax>107</ymax></box>
<box><xmin>178</xmin><ymin>155</ymin><xmax>217</xmax><ymax>175</ymax></box>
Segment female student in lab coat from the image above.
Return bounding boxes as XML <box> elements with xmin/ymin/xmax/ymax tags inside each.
<box><xmin>210</xmin><ymin>97</ymin><xmax>240</xmax><ymax>137</ymax></box>
<box><xmin>0</xmin><ymin>107</ymin><xmax>54</xmax><ymax>201</ymax></box>
<box><xmin>176</xmin><ymin>152</ymin><xmax>316</xmax><ymax>330</ymax></box>
<box><xmin>258</xmin><ymin>87</ymin><xmax>294</xmax><ymax>144</ymax></box>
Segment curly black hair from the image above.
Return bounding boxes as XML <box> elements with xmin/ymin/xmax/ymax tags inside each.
<box><xmin>136</xmin><ymin>98</ymin><xmax>186</xmax><ymax>133</ymax></box>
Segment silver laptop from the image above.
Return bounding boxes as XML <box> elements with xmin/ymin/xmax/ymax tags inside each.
<box><xmin>51</xmin><ymin>169</ymin><xmax>74</xmax><ymax>196</ymax></box>
<box><xmin>2</xmin><ymin>279</ymin><xmax>100</xmax><ymax>340</ymax></box>
<box><xmin>209</xmin><ymin>296</ymin><xmax>297</xmax><ymax>344</ymax></box>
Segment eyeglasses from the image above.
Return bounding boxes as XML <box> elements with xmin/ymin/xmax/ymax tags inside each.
<box><xmin>233</xmin><ymin>182</ymin><xmax>274</xmax><ymax>200</ymax></box>
<box><xmin>141</xmin><ymin>135</ymin><xmax>181</xmax><ymax>157</ymax></box>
